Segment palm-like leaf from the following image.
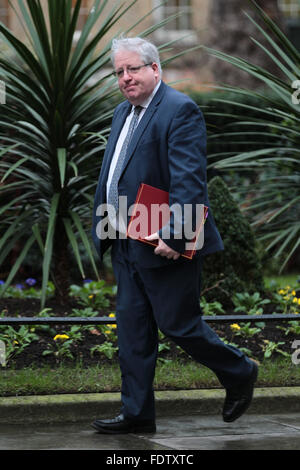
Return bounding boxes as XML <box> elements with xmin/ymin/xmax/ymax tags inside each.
<box><xmin>0</xmin><ymin>0</ymin><xmax>189</xmax><ymax>306</ymax></box>
<box><xmin>204</xmin><ymin>0</ymin><xmax>300</xmax><ymax>272</ymax></box>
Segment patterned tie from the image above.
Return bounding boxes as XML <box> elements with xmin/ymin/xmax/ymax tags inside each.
<box><xmin>108</xmin><ymin>105</ymin><xmax>143</xmax><ymax>213</ymax></box>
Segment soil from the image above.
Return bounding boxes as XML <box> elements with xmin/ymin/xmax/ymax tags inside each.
<box><xmin>1</xmin><ymin>295</ymin><xmax>299</xmax><ymax>370</ymax></box>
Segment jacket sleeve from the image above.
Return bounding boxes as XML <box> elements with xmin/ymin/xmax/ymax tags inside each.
<box><xmin>158</xmin><ymin>99</ymin><xmax>207</xmax><ymax>253</ymax></box>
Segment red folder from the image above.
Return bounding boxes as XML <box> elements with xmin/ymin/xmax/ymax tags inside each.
<box><xmin>126</xmin><ymin>183</ymin><xmax>208</xmax><ymax>259</ymax></box>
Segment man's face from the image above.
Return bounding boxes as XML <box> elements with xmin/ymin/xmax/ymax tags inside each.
<box><xmin>114</xmin><ymin>50</ymin><xmax>160</xmax><ymax>105</ymax></box>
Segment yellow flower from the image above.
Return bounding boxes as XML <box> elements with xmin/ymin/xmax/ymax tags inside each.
<box><xmin>278</xmin><ymin>289</ymin><xmax>286</xmax><ymax>295</ymax></box>
<box><xmin>105</xmin><ymin>330</ymin><xmax>111</xmax><ymax>335</ymax></box>
<box><xmin>230</xmin><ymin>323</ymin><xmax>241</xmax><ymax>331</ymax></box>
<box><xmin>109</xmin><ymin>313</ymin><xmax>116</xmax><ymax>318</ymax></box>
<box><xmin>298</xmin><ymin>299</ymin><xmax>300</xmax><ymax>306</ymax></box>
<box><xmin>293</xmin><ymin>297</ymin><xmax>299</xmax><ymax>304</ymax></box>
<box><xmin>13</xmin><ymin>340</ymin><xmax>19</xmax><ymax>345</ymax></box>
<box><xmin>88</xmin><ymin>295</ymin><xmax>94</xmax><ymax>299</ymax></box>
<box><xmin>292</xmin><ymin>290</ymin><xmax>296</xmax><ymax>296</ymax></box>
<box><xmin>54</xmin><ymin>334</ymin><xmax>69</xmax><ymax>341</ymax></box>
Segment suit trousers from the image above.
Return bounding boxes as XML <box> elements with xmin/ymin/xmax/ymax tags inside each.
<box><xmin>111</xmin><ymin>239</ymin><xmax>253</xmax><ymax>421</ymax></box>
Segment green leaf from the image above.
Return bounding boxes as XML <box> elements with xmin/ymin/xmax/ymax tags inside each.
<box><xmin>41</xmin><ymin>193</ymin><xmax>60</xmax><ymax>308</ymax></box>
<box><xmin>57</xmin><ymin>148</ymin><xmax>67</xmax><ymax>188</ymax></box>
<box><xmin>32</xmin><ymin>223</ymin><xmax>45</xmax><ymax>255</ymax></box>
<box><xmin>69</xmin><ymin>210</ymin><xmax>100</xmax><ymax>280</ymax></box>
<box><xmin>63</xmin><ymin>217</ymin><xmax>85</xmax><ymax>279</ymax></box>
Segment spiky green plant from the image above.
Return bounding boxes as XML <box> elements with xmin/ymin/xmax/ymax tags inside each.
<box><xmin>0</xmin><ymin>0</ymin><xmax>194</xmax><ymax>307</ymax></box>
<box><xmin>204</xmin><ymin>0</ymin><xmax>300</xmax><ymax>272</ymax></box>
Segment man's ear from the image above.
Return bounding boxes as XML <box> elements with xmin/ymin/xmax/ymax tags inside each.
<box><xmin>151</xmin><ymin>62</ymin><xmax>160</xmax><ymax>79</ymax></box>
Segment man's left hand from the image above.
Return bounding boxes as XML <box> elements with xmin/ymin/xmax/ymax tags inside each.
<box><xmin>145</xmin><ymin>233</ymin><xmax>180</xmax><ymax>260</ymax></box>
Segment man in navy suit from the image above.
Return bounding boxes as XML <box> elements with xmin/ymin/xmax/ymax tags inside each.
<box><xmin>91</xmin><ymin>37</ymin><xmax>258</xmax><ymax>434</ymax></box>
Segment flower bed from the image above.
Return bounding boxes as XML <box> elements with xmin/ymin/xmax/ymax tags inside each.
<box><xmin>0</xmin><ymin>279</ymin><xmax>300</xmax><ymax>369</ymax></box>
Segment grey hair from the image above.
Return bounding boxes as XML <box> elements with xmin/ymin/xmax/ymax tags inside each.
<box><xmin>111</xmin><ymin>36</ymin><xmax>162</xmax><ymax>75</ymax></box>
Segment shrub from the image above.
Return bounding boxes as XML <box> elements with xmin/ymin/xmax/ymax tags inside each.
<box><xmin>202</xmin><ymin>176</ymin><xmax>264</xmax><ymax>307</ymax></box>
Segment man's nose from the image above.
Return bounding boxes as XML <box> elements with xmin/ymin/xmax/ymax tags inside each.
<box><xmin>123</xmin><ymin>69</ymin><xmax>133</xmax><ymax>80</ymax></box>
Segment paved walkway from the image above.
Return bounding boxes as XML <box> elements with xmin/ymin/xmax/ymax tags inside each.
<box><xmin>1</xmin><ymin>413</ymin><xmax>300</xmax><ymax>450</ymax></box>
<box><xmin>1</xmin><ymin>387</ymin><xmax>300</xmax><ymax>450</ymax></box>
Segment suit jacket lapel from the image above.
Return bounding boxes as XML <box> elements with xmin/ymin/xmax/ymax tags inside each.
<box><xmin>119</xmin><ymin>81</ymin><xmax>166</xmax><ymax>178</ymax></box>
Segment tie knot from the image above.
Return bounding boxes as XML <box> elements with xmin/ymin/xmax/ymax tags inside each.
<box><xmin>134</xmin><ymin>105</ymin><xmax>143</xmax><ymax>116</ymax></box>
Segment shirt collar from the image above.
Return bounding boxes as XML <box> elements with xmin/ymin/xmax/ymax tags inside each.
<box><xmin>141</xmin><ymin>80</ymin><xmax>161</xmax><ymax>108</ymax></box>
<box><xmin>131</xmin><ymin>80</ymin><xmax>161</xmax><ymax>112</ymax></box>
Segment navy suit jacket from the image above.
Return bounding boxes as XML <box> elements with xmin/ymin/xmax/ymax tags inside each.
<box><xmin>92</xmin><ymin>81</ymin><xmax>223</xmax><ymax>268</ymax></box>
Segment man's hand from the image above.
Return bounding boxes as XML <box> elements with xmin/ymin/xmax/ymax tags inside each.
<box><xmin>145</xmin><ymin>233</ymin><xmax>180</xmax><ymax>260</ymax></box>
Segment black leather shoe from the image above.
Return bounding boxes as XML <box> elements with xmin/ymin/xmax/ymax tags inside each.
<box><xmin>91</xmin><ymin>414</ymin><xmax>156</xmax><ymax>434</ymax></box>
<box><xmin>223</xmin><ymin>362</ymin><xmax>258</xmax><ymax>423</ymax></box>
